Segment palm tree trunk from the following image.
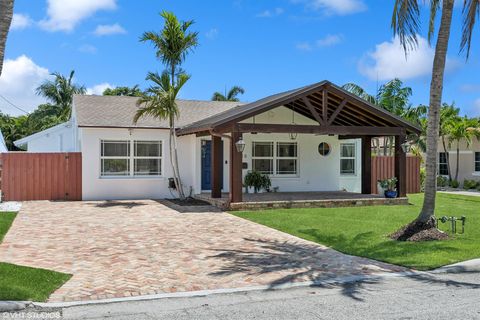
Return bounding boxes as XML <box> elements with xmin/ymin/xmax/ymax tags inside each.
<box><xmin>0</xmin><ymin>0</ymin><xmax>14</xmax><ymax>77</ymax></box>
<box><xmin>441</xmin><ymin>135</ymin><xmax>452</xmax><ymax>181</ymax></box>
<box><xmin>455</xmin><ymin>142</ymin><xmax>460</xmax><ymax>182</ymax></box>
<box><xmin>418</xmin><ymin>0</ymin><xmax>454</xmax><ymax>223</ymax></box>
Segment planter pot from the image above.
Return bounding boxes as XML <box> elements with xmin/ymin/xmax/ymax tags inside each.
<box><xmin>384</xmin><ymin>190</ymin><xmax>398</xmax><ymax>198</ymax></box>
<box><xmin>377</xmin><ymin>182</ymin><xmax>384</xmax><ymax>195</ymax></box>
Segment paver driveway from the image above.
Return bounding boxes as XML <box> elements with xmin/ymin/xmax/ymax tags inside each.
<box><xmin>0</xmin><ymin>200</ymin><xmax>407</xmax><ymax>302</ymax></box>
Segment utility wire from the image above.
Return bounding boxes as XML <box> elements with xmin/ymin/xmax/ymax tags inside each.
<box><xmin>0</xmin><ymin>93</ymin><xmax>29</xmax><ymax>114</ymax></box>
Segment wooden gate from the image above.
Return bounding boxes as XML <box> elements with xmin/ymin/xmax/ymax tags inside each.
<box><xmin>371</xmin><ymin>156</ymin><xmax>421</xmax><ymax>194</ymax></box>
<box><xmin>0</xmin><ymin>152</ymin><xmax>82</xmax><ymax>201</ymax></box>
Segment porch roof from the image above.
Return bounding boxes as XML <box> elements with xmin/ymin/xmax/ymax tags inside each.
<box><xmin>176</xmin><ymin>81</ymin><xmax>422</xmax><ymax>137</ymax></box>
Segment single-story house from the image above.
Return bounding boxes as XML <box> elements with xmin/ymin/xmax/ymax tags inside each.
<box><xmin>438</xmin><ymin>139</ymin><xmax>480</xmax><ymax>183</ymax></box>
<box><xmin>14</xmin><ymin>81</ymin><xmax>421</xmax><ymax>202</ymax></box>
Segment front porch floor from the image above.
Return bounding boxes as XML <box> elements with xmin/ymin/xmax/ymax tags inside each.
<box><xmin>194</xmin><ymin>191</ymin><xmax>409</xmax><ymax>211</ymax></box>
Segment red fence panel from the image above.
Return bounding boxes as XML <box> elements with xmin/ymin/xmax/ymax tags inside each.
<box><xmin>371</xmin><ymin>156</ymin><xmax>421</xmax><ymax>194</ymax></box>
<box><xmin>0</xmin><ymin>152</ymin><xmax>82</xmax><ymax>201</ymax></box>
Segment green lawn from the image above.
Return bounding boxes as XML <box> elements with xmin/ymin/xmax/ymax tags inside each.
<box><xmin>0</xmin><ymin>212</ymin><xmax>71</xmax><ymax>302</ymax></box>
<box><xmin>233</xmin><ymin>193</ymin><xmax>480</xmax><ymax>270</ymax></box>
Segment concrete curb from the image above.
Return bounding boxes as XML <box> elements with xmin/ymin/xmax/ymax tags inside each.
<box><xmin>32</xmin><ymin>270</ymin><xmax>420</xmax><ymax>308</ymax></box>
<box><xmin>0</xmin><ymin>301</ymin><xmax>30</xmax><ymax>312</ymax></box>
<box><xmin>430</xmin><ymin>258</ymin><xmax>480</xmax><ymax>274</ymax></box>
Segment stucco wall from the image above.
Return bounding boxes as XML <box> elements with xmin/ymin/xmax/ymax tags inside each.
<box><xmin>24</xmin><ymin>124</ymin><xmax>76</xmax><ymax>152</ymax></box>
<box><xmin>437</xmin><ymin>139</ymin><xmax>480</xmax><ymax>183</ymax></box>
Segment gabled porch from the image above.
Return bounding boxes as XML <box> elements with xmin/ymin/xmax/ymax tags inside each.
<box><xmin>177</xmin><ymin>80</ymin><xmax>422</xmax><ymax>209</ymax></box>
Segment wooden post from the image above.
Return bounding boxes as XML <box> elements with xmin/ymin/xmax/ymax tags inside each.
<box><xmin>395</xmin><ymin>134</ymin><xmax>407</xmax><ymax>197</ymax></box>
<box><xmin>361</xmin><ymin>136</ymin><xmax>372</xmax><ymax>194</ymax></box>
<box><xmin>229</xmin><ymin>132</ymin><xmax>243</xmax><ymax>203</ymax></box>
<box><xmin>211</xmin><ymin>135</ymin><xmax>222</xmax><ymax>198</ymax></box>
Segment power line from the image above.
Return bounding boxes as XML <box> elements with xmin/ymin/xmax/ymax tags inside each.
<box><xmin>0</xmin><ymin>93</ymin><xmax>29</xmax><ymax>115</ymax></box>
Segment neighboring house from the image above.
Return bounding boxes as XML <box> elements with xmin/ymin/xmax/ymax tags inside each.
<box><xmin>437</xmin><ymin>139</ymin><xmax>480</xmax><ymax>183</ymax></box>
<box><xmin>0</xmin><ymin>130</ymin><xmax>8</xmax><ymax>152</ymax></box>
<box><xmin>14</xmin><ymin>81</ymin><xmax>420</xmax><ymax>201</ymax></box>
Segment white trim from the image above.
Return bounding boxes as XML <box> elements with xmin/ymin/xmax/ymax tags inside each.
<box><xmin>340</xmin><ymin>142</ymin><xmax>356</xmax><ymax>176</ymax></box>
<box><xmin>447</xmin><ymin>150</ymin><xmax>473</xmax><ymax>154</ymax></box>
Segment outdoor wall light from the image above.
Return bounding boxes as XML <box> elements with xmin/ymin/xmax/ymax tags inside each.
<box><xmin>401</xmin><ymin>141</ymin><xmax>411</xmax><ymax>153</ymax></box>
<box><xmin>289</xmin><ymin>132</ymin><xmax>298</xmax><ymax>140</ymax></box>
<box><xmin>235</xmin><ymin>138</ymin><xmax>246</xmax><ymax>153</ymax></box>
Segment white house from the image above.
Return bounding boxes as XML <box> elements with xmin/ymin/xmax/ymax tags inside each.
<box><xmin>14</xmin><ymin>81</ymin><xmax>421</xmax><ymax>202</ymax></box>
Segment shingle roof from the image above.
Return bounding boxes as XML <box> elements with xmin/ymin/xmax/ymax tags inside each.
<box><xmin>73</xmin><ymin>95</ymin><xmax>242</xmax><ymax>128</ymax></box>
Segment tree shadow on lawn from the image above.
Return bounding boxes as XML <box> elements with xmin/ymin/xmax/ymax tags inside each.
<box><xmin>207</xmin><ymin>237</ymin><xmax>477</xmax><ymax>302</ymax></box>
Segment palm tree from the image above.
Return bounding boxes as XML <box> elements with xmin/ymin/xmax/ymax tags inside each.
<box><xmin>439</xmin><ymin>103</ymin><xmax>460</xmax><ymax>182</ymax></box>
<box><xmin>391</xmin><ymin>0</ymin><xmax>479</xmax><ymax>234</ymax></box>
<box><xmin>447</xmin><ymin>117</ymin><xmax>480</xmax><ymax>182</ymax></box>
<box><xmin>139</xmin><ymin>11</ymin><xmax>199</xmax><ymax>200</ymax></box>
<box><xmin>36</xmin><ymin>70</ymin><xmax>86</xmax><ymax>121</ymax></box>
<box><xmin>0</xmin><ymin>0</ymin><xmax>14</xmax><ymax>77</ymax></box>
<box><xmin>212</xmin><ymin>86</ymin><xmax>245</xmax><ymax>102</ymax></box>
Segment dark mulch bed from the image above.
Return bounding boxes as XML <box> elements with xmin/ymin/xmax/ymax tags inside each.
<box><xmin>167</xmin><ymin>198</ymin><xmax>211</xmax><ymax>207</ymax></box>
<box><xmin>390</xmin><ymin>218</ymin><xmax>450</xmax><ymax>242</ymax></box>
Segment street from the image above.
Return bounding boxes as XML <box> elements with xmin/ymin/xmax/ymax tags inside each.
<box><xmin>32</xmin><ymin>272</ymin><xmax>480</xmax><ymax>320</ymax></box>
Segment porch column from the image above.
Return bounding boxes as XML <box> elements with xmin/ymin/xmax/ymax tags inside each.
<box><xmin>229</xmin><ymin>132</ymin><xmax>243</xmax><ymax>203</ymax></box>
<box><xmin>211</xmin><ymin>135</ymin><xmax>222</xmax><ymax>198</ymax></box>
<box><xmin>395</xmin><ymin>134</ymin><xmax>407</xmax><ymax>197</ymax></box>
<box><xmin>361</xmin><ymin>136</ymin><xmax>372</xmax><ymax>194</ymax></box>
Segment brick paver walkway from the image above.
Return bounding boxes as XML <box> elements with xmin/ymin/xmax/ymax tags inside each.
<box><xmin>0</xmin><ymin>200</ymin><xmax>407</xmax><ymax>302</ymax></box>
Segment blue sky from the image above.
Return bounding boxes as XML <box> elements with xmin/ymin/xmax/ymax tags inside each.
<box><xmin>1</xmin><ymin>0</ymin><xmax>480</xmax><ymax>116</ymax></box>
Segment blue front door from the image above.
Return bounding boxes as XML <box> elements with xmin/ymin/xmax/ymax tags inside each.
<box><xmin>201</xmin><ymin>140</ymin><xmax>223</xmax><ymax>190</ymax></box>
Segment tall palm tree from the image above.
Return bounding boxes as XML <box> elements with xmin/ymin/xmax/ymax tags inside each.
<box><xmin>36</xmin><ymin>70</ymin><xmax>86</xmax><ymax>121</ymax></box>
<box><xmin>0</xmin><ymin>0</ymin><xmax>14</xmax><ymax>77</ymax></box>
<box><xmin>391</xmin><ymin>0</ymin><xmax>478</xmax><ymax>233</ymax></box>
<box><xmin>212</xmin><ymin>86</ymin><xmax>245</xmax><ymax>102</ymax></box>
<box><xmin>139</xmin><ymin>11</ymin><xmax>199</xmax><ymax>200</ymax></box>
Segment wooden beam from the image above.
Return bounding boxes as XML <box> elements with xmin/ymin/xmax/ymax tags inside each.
<box><xmin>211</xmin><ymin>135</ymin><xmax>222</xmax><ymax>198</ymax></box>
<box><xmin>327</xmin><ymin>99</ymin><xmax>347</xmax><ymax>126</ymax></box>
<box><xmin>235</xmin><ymin>123</ymin><xmax>405</xmax><ymax>136</ymax></box>
<box><xmin>361</xmin><ymin>136</ymin><xmax>372</xmax><ymax>195</ymax></box>
<box><xmin>229</xmin><ymin>132</ymin><xmax>243</xmax><ymax>203</ymax></box>
<box><xmin>302</xmin><ymin>97</ymin><xmax>324</xmax><ymax>125</ymax></box>
<box><xmin>322</xmin><ymin>89</ymin><xmax>328</xmax><ymax>125</ymax></box>
<box><xmin>395</xmin><ymin>134</ymin><xmax>407</xmax><ymax>197</ymax></box>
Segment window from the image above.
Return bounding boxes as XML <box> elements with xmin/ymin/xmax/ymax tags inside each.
<box><xmin>100</xmin><ymin>140</ymin><xmax>162</xmax><ymax>177</ymax></box>
<box><xmin>439</xmin><ymin>152</ymin><xmax>449</xmax><ymax>176</ymax></box>
<box><xmin>101</xmin><ymin>140</ymin><xmax>130</xmax><ymax>176</ymax></box>
<box><xmin>277</xmin><ymin>142</ymin><xmax>297</xmax><ymax>175</ymax></box>
<box><xmin>252</xmin><ymin>142</ymin><xmax>298</xmax><ymax>175</ymax></box>
<box><xmin>134</xmin><ymin>141</ymin><xmax>162</xmax><ymax>176</ymax></box>
<box><xmin>340</xmin><ymin>143</ymin><xmax>356</xmax><ymax>175</ymax></box>
<box><xmin>318</xmin><ymin>142</ymin><xmax>331</xmax><ymax>156</ymax></box>
<box><xmin>475</xmin><ymin>152</ymin><xmax>480</xmax><ymax>172</ymax></box>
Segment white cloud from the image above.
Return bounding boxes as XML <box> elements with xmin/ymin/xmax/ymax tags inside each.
<box><xmin>94</xmin><ymin>23</ymin><xmax>126</xmax><ymax>36</ymax></box>
<box><xmin>0</xmin><ymin>55</ymin><xmax>51</xmax><ymax>115</ymax></box>
<box><xmin>296</xmin><ymin>42</ymin><xmax>313</xmax><ymax>51</ymax></box>
<box><xmin>86</xmin><ymin>83</ymin><xmax>113</xmax><ymax>95</ymax></box>
<box><xmin>205</xmin><ymin>28</ymin><xmax>219</xmax><ymax>40</ymax></box>
<box><xmin>10</xmin><ymin>13</ymin><xmax>33</xmax><ymax>30</ymax></box>
<box><xmin>316</xmin><ymin>34</ymin><xmax>343</xmax><ymax>47</ymax></box>
<box><xmin>473</xmin><ymin>99</ymin><xmax>480</xmax><ymax>116</ymax></box>
<box><xmin>460</xmin><ymin>84</ymin><xmax>480</xmax><ymax>93</ymax></box>
<box><xmin>293</xmin><ymin>0</ymin><xmax>366</xmax><ymax>15</ymax></box>
<box><xmin>359</xmin><ymin>36</ymin><xmax>442</xmax><ymax>81</ymax></box>
<box><xmin>78</xmin><ymin>44</ymin><xmax>97</xmax><ymax>54</ymax></box>
<box><xmin>39</xmin><ymin>0</ymin><xmax>117</xmax><ymax>32</ymax></box>
<box><xmin>256</xmin><ymin>7</ymin><xmax>284</xmax><ymax>18</ymax></box>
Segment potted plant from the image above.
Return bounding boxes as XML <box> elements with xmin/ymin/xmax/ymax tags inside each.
<box><xmin>244</xmin><ymin>171</ymin><xmax>271</xmax><ymax>193</ymax></box>
<box><xmin>380</xmin><ymin>177</ymin><xmax>398</xmax><ymax>198</ymax></box>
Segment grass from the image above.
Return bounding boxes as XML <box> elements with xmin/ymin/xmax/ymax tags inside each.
<box><xmin>233</xmin><ymin>193</ymin><xmax>480</xmax><ymax>270</ymax></box>
<box><xmin>0</xmin><ymin>212</ymin><xmax>71</xmax><ymax>302</ymax></box>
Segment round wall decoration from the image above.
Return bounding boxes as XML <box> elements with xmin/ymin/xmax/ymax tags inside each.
<box><xmin>318</xmin><ymin>142</ymin><xmax>331</xmax><ymax>156</ymax></box>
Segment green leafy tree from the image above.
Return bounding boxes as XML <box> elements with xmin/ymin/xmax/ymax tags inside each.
<box><xmin>212</xmin><ymin>86</ymin><xmax>245</xmax><ymax>102</ymax></box>
<box><xmin>0</xmin><ymin>0</ymin><xmax>14</xmax><ymax>76</ymax></box>
<box><xmin>391</xmin><ymin>0</ymin><xmax>479</xmax><ymax>233</ymax></box>
<box><xmin>36</xmin><ymin>70</ymin><xmax>86</xmax><ymax>121</ymax></box>
<box><xmin>138</xmin><ymin>11</ymin><xmax>199</xmax><ymax>200</ymax></box>
<box><xmin>439</xmin><ymin>103</ymin><xmax>460</xmax><ymax>182</ymax></box>
<box><xmin>103</xmin><ymin>85</ymin><xmax>143</xmax><ymax>97</ymax></box>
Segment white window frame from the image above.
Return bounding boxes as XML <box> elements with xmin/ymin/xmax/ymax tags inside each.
<box><xmin>340</xmin><ymin>143</ymin><xmax>356</xmax><ymax>176</ymax></box>
<box><xmin>100</xmin><ymin>140</ymin><xmax>163</xmax><ymax>178</ymax></box>
<box><xmin>252</xmin><ymin>141</ymin><xmax>299</xmax><ymax>177</ymax></box>
<box><xmin>133</xmin><ymin>140</ymin><xmax>163</xmax><ymax>176</ymax></box>
<box><xmin>438</xmin><ymin>152</ymin><xmax>449</xmax><ymax>176</ymax></box>
<box><xmin>100</xmin><ymin>140</ymin><xmax>131</xmax><ymax>177</ymax></box>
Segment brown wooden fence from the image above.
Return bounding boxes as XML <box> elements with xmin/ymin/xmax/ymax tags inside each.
<box><xmin>371</xmin><ymin>156</ymin><xmax>421</xmax><ymax>194</ymax></box>
<box><xmin>0</xmin><ymin>152</ymin><xmax>82</xmax><ymax>201</ymax></box>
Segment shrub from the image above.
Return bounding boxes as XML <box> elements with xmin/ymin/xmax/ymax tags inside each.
<box><xmin>420</xmin><ymin>167</ymin><xmax>426</xmax><ymax>191</ymax></box>
<box><xmin>437</xmin><ymin>176</ymin><xmax>448</xmax><ymax>188</ymax></box>
<box><xmin>244</xmin><ymin>171</ymin><xmax>271</xmax><ymax>193</ymax></box>
<box><xmin>450</xmin><ymin>180</ymin><xmax>460</xmax><ymax>188</ymax></box>
<box><xmin>463</xmin><ymin>179</ymin><xmax>479</xmax><ymax>190</ymax></box>
<box><xmin>379</xmin><ymin>177</ymin><xmax>398</xmax><ymax>191</ymax></box>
